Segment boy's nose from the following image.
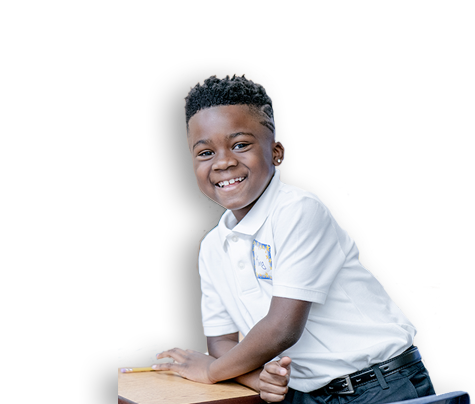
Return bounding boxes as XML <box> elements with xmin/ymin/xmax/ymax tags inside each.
<box><xmin>212</xmin><ymin>150</ymin><xmax>238</xmax><ymax>171</ymax></box>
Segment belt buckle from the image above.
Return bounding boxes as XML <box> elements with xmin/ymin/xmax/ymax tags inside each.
<box><xmin>337</xmin><ymin>375</ymin><xmax>355</xmax><ymax>395</ymax></box>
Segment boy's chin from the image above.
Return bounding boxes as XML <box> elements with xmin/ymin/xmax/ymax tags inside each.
<box><xmin>210</xmin><ymin>200</ymin><xmax>243</xmax><ymax>212</ymax></box>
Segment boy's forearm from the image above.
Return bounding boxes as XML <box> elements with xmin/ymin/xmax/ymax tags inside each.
<box><xmin>207</xmin><ymin>333</ymin><xmax>239</xmax><ymax>358</ymax></box>
<box><xmin>210</xmin><ymin>317</ymin><xmax>296</xmax><ymax>382</ymax></box>
<box><xmin>208</xmin><ymin>296</ymin><xmax>311</xmax><ymax>383</ymax></box>
<box><xmin>207</xmin><ymin>333</ymin><xmax>262</xmax><ymax>392</ymax></box>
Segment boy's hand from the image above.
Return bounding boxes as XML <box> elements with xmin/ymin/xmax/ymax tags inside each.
<box><xmin>259</xmin><ymin>356</ymin><xmax>292</xmax><ymax>403</ymax></box>
<box><xmin>152</xmin><ymin>348</ymin><xmax>217</xmax><ymax>384</ymax></box>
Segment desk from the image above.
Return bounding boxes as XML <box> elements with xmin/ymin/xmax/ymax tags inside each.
<box><xmin>118</xmin><ymin>370</ymin><xmax>265</xmax><ymax>404</ymax></box>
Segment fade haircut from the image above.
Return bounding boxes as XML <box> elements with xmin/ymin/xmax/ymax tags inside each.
<box><xmin>185</xmin><ymin>75</ymin><xmax>275</xmax><ymax>134</ymax></box>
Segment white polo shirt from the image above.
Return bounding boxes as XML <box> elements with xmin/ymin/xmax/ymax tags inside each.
<box><xmin>199</xmin><ymin>170</ymin><xmax>416</xmax><ymax>392</ymax></box>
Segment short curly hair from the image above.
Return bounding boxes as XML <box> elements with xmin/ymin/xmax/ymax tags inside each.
<box><xmin>185</xmin><ymin>75</ymin><xmax>275</xmax><ymax>133</ymax></box>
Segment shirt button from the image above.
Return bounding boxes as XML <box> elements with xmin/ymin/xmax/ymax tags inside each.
<box><xmin>238</xmin><ymin>261</ymin><xmax>245</xmax><ymax>269</ymax></box>
<box><xmin>232</xmin><ymin>236</ymin><xmax>238</xmax><ymax>242</ymax></box>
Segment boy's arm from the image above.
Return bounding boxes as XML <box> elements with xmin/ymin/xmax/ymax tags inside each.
<box><xmin>154</xmin><ymin>296</ymin><xmax>311</xmax><ymax>384</ymax></box>
<box><xmin>207</xmin><ymin>332</ymin><xmax>239</xmax><ymax>358</ymax></box>
<box><xmin>206</xmin><ymin>296</ymin><xmax>311</xmax><ymax>382</ymax></box>
<box><xmin>207</xmin><ymin>333</ymin><xmax>261</xmax><ymax>392</ymax></box>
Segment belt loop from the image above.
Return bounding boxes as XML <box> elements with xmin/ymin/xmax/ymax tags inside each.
<box><xmin>371</xmin><ymin>364</ymin><xmax>389</xmax><ymax>390</ymax></box>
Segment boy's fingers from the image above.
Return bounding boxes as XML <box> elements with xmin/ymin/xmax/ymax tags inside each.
<box><xmin>265</xmin><ymin>357</ymin><xmax>291</xmax><ymax>376</ymax></box>
<box><xmin>151</xmin><ymin>362</ymin><xmax>181</xmax><ymax>372</ymax></box>
<box><xmin>274</xmin><ymin>358</ymin><xmax>291</xmax><ymax>377</ymax></box>
<box><xmin>260</xmin><ymin>372</ymin><xmax>286</xmax><ymax>386</ymax></box>
<box><xmin>278</xmin><ymin>356</ymin><xmax>292</xmax><ymax>370</ymax></box>
<box><xmin>264</xmin><ymin>362</ymin><xmax>285</xmax><ymax>375</ymax></box>
<box><xmin>260</xmin><ymin>391</ymin><xmax>287</xmax><ymax>403</ymax></box>
<box><xmin>259</xmin><ymin>382</ymin><xmax>289</xmax><ymax>395</ymax></box>
<box><xmin>156</xmin><ymin>348</ymin><xmax>187</xmax><ymax>361</ymax></box>
<box><xmin>260</xmin><ymin>367</ymin><xmax>287</xmax><ymax>382</ymax></box>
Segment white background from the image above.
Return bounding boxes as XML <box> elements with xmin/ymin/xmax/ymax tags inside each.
<box><xmin>0</xmin><ymin>1</ymin><xmax>474</xmax><ymax>404</ymax></box>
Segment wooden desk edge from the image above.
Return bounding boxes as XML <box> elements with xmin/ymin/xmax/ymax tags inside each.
<box><xmin>118</xmin><ymin>393</ymin><xmax>264</xmax><ymax>404</ymax></box>
<box><xmin>118</xmin><ymin>395</ymin><xmax>137</xmax><ymax>404</ymax></box>
<box><xmin>193</xmin><ymin>395</ymin><xmax>264</xmax><ymax>404</ymax></box>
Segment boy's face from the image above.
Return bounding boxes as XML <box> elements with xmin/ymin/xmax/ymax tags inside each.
<box><xmin>188</xmin><ymin>105</ymin><xmax>284</xmax><ymax>222</ymax></box>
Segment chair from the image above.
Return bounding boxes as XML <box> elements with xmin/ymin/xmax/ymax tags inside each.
<box><xmin>389</xmin><ymin>391</ymin><xmax>469</xmax><ymax>404</ymax></box>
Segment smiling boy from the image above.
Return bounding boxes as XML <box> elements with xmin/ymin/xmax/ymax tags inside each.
<box><xmin>153</xmin><ymin>75</ymin><xmax>435</xmax><ymax>403</ymax></box>
<box><xmin>189</xmin><ymin>104</ymin><xmax>282</xmax><ymax>222</ymax></box>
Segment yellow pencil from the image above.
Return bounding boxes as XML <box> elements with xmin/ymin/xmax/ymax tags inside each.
<box><xmin>120</xmin><ymin>367</ymin><xmax>155</xmax><ymax>373</ymax></box>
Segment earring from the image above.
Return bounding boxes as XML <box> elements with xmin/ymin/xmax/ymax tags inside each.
<box><xmin>277</xmin><ymin>159</ymin><xmax>281</xmax><ymax>163</ymax></box>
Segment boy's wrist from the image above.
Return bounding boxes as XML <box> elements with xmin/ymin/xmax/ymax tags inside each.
<box><xmin>207</xmin><ymin>360</ymin><xmax>220</xmax><ymax>384</ymax></box>
<box><xmin>235</xmin><ymin>367</ymin><xmax>262</xmax><ymax>392</ymax></box>
<box><xmin>208</xmin><ymin>356</ymin><xmax>263</xmax><ymax>390</ymax></box>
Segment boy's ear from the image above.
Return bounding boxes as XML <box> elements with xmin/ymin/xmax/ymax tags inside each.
<box><xmin>272</xmin><ymin>142</ymin><xmax>285</xmax><ymax>166</ymax></box>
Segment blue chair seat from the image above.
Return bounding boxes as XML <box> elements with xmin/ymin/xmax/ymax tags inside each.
<box><xmin>388</xmin><ymin>391</ymin><xmax>469</xmax><ymax>404</ymax></box>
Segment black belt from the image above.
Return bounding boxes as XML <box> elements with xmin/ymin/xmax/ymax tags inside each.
<box><xmin>320</xmin><ymin>346</ymin><xmax>421</xmax><ymax>395</ymax></box>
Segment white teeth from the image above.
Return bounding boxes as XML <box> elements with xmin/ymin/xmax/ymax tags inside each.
<box><xmin>217</xmin><ymin>177</ymin><xmax>244</xmax><ymax>187</ymax></box>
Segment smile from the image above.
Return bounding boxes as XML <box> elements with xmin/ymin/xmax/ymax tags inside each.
<box><xmin>216</xmin><ymin>177</ymin><xmax>245</xmax><ymax>188</ymax></box>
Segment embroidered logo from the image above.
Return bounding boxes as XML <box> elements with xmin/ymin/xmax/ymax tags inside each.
<box><xmin>252</xmin><ymin>240</ymin><xmax>272</xmax><ymax>280</ymax></box>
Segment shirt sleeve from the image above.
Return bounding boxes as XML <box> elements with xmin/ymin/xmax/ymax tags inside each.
<box><xmin>199</xmin><ymin>243</ymin><xmax>239</xmax><ymax>337</ymax></box>
<box><xmin>271</xmin><ymin>196</ymin><xmax>347</xmax><ymax>304</ymax></box>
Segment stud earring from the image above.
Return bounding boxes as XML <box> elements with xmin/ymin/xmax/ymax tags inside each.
<box><xmin>277</xmin><ymin>159</ymin><xmax>281</xmax><ymax>163</ymax></box>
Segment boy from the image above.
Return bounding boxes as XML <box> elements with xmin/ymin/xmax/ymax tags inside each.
<box><xmin>152</xmin><ymin>75</ymin><xmax>435</xmax><ymax>403</ymax></box>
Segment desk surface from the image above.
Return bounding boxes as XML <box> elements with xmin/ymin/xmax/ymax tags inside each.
<box><xmin>118</xmin><ymin>370</ymin><xmax>265</xmax><ymax>404</ymax></box>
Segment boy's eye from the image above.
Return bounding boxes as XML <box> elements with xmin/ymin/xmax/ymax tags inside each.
<box><xmin>198</xmin><ymin>150</ymin><xmax>214</xmax><ymax>157</ymax></box>
<box><xmin>233</xmin><ymin>143</ymin><xmax>249</xmax><ymax>150</ymax></box>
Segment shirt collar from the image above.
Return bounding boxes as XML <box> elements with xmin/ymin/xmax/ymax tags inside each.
<box><xmin>217</xmin><ymin>169</ymin><xmax>282</xmax><ymax>249</ymax></box>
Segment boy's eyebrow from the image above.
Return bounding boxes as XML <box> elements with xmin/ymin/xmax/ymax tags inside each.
<box><xmin>192</xmin><ymin>132</ymin><xmax>256</xmax><ymax>150</ymax></box>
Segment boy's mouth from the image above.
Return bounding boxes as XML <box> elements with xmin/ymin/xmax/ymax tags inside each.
<box><xmin>216</xmin><ymin>176</ymin><xmax>245</xmax><ymax>188</ymax></box>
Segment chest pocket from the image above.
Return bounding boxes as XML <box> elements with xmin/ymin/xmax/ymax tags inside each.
<box><xmin>252</xmin><ymin>240</ymin><xmax>273</xmax><ymax>280</ymax></box>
